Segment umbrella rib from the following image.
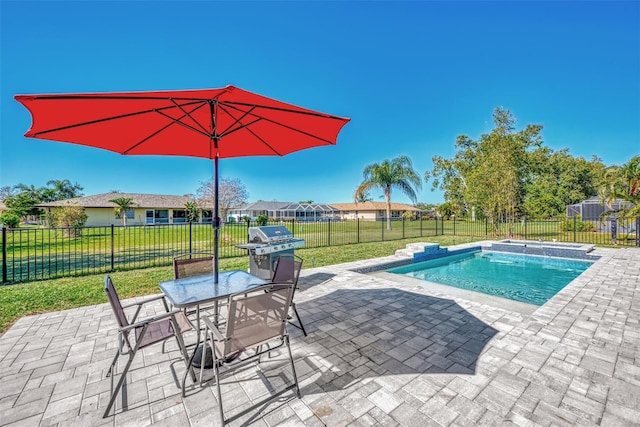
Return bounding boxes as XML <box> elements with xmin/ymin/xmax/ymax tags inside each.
<box><xmin>214</xmin><ymin>104</ymin><xmax>282</xmax><ymax>154</ymax></box>
<box><xmin>170</xmin><ymin>99</ymin><xmax>211</xmax><ymax>135</ymax></box>
<box><xmin>124</xmin><ymin>104</ymin><xmax>213</xmax><ymax>154</ymax></box>
<box><xmin>28</xmin><ymin>100</ymin><xmax>206</xmax><ymax>137</ymax></box>
<box><xmin>217</xmin><ymin>104</ymin><xmax>257</xmax><ymax>136</ymax></box>
<box><xmin>219</xmin><ymin>102</ymin><xmax>338</xmax><ymax>146</ymax></box>
<box><xmin>223</xmin><ymin>100</ymin><xmax>346</xmax><ymax>120</ymax></box>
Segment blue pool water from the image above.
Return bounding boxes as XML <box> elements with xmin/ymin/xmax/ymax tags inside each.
<box><xmin>387</xmin><ymin>251</ymin><xmax>593</xmax><ymax>305</ymax></box>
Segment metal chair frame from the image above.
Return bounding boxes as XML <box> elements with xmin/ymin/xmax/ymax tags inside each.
<box><xmin>271</xmin><ymin>253</ymin><xmax>307</xmax><ymax>336</ymax></box>
<box><xmin>103</xmin><ymin>275</ymin><xmax>194</xmax><ymax>418</ymax></box>
<box><xmin>200</xmin><ymin>283</ymin><xmax>301</xmax><ymax>425</ymax></box>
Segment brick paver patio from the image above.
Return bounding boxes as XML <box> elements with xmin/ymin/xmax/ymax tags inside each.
<box><xmin>1</xmin><ymin>243</ymin><xmax>638</xmax><ymax>426</ymax></box>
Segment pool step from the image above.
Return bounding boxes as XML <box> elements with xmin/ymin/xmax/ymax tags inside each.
<box><xmin>395</xmin><ymin>243</ymin><xmax>447</xmax><ymax>261</ymax></box>
<box><xmin>395</xmin><ymin>242</ymin><xmax>481</xmax><ymax>263</ymax></box>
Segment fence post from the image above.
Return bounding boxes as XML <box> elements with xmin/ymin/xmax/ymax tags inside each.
<box><xmin>189</xmin><ymin>222</ymin><xmax>193</xmax><ymax>254</ymax></box>
<box><xmin>110</xmin><ymin>224</ymin><xmax>115</xmax><ymax>271</ymax></box>
<box><xmin>357</xmin><ymin>216</ymin><xmax>360</xmax><ymax>244</ymax></box>
<box><xmin>402</xmin><ymin>217</ymin><xmax>405</xmax><ymax>239</ymax></box>
<box><xmin>524</xmin><ymin>217</ymin><xmax>527</xmax><ymax>240</ymax></box>
<box><xmin>636</xmin><ymin>216</ymin><xmax>639</xmax><ymax>247</ymax></box>
<box><xmin>453</xmin><ymin>216</ymin><xmax>456</xmax><ymax>235</ymax></box>
<box><xmin>2</xmin><ymin>227</ymin><xmax>7</xmax><ymax>283</ymax></box>
<box><xmin>573</xmin><ymin>216</ymin><xmax>577</xmax><ymax>243</ymax></box>
<box><xmin>381</xmin><ymin>217</ymin><xmax>384</xmax><ymax>241</ymax></box>
<box><xmin>328</xmin><ymin>219</ymin><xmax>331</xmax><ymax>246</ymax></box>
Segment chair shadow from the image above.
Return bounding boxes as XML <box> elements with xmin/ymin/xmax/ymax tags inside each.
<box><xmin>297</xmin><ymin>272</ymin><xmax>336</xmax><ymax>291</ymax></box>
<box><xmin>294</xmin><ymin>287</ymin><xmax>498</xmax><ymax>388</ymax></box>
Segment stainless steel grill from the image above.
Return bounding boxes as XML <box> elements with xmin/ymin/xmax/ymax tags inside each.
<box><xmin>236</xmin><ymin>225</ymin><xmax>305</xmax><ymax>279</ymax></box>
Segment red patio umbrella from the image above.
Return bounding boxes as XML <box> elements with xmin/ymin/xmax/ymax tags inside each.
<box><xmin>15</xmin><ymin>85</ymin><xmax>350</xmax><ymax>283</ymax></box>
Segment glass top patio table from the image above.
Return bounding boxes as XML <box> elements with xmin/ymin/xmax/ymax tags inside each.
<box><xmin>159</xmin><ymin>270</ymin><xmax>268</xmax><ymax>308</ymax></box>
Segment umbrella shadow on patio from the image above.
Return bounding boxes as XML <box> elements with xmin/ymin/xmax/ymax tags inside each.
<box><xmin>292</xmin><ymin>287</ymin><xmax>499</xmax><ymax>391</ymax></box>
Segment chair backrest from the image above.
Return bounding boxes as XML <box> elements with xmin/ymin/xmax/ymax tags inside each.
<box><xmin>173</xmin><ymin>253</ymin><xmax>214</xmax><ymax>279</ymax></box>
<box><xmin>221</xmin><ymin>283</ymin><xmax>294</xmax><ymax>357</ymax></box>
<box><xmin>105</xmin><ymin>275</ymin><xmax>132</xmax><ymax>347</ymax></box>
<box><xmin>271</xmin><ymin>254</ymin><xmax>303</xmax><ymax>285</ymax></box>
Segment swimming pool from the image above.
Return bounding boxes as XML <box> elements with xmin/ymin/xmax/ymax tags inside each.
<box><xmin>386</xmin><ymin>251</ymin><xmax>594</xmax><ymax>305</ymax></box>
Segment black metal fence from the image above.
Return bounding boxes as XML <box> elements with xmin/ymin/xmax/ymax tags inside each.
<box><xmin>2</xmin><ymin>216</ymin><xmax>638</xmax><ymax>284</ymax></box>
<box><xmin>1</xmin><ymin>218</ymin><xmax>442</xmax><ymax>284</ymax></box>
<box><xmin>444</xmin><ymin>216</ymin><xmax>640</xmax><ymax>248</ymax></box>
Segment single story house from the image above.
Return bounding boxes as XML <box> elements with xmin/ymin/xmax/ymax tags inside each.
<box><xmin>37</xmin><ymin>192</ymin><xmax>211</xmax><ymax>227</ymax></box>
<box><xmin>227</xmin><ymin>201</ymin><xmax>339</xmax><ymax>222</ymax></box>
<box><xmin>330</xmin><ymin>201</ymin><xmax>421</xmax><ymax>221</ymax></box>
<box><xmin>227</xmin><ymin>200</ymin><xmax>291</xmax><ymax>222</ymax></box>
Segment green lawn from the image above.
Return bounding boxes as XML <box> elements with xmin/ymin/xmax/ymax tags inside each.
<box><xmin>0</xmin><ymin>234</ymin><xmax>479</xmax><ymax>334</ymax></box>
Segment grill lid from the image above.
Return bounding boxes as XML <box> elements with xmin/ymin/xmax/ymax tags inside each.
<box><xmin>248</xmin><ymin>225</ymin><xmax>293</xmax><ymax>244</ymax></box>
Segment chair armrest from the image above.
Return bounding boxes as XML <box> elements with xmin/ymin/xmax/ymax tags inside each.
<box><xmin>121</xmin><ymin>294</ymin><xmax>165</xmax><ymax>309</ymax></box>
<box><xmin>119</xmin><ymin>309</ymin><xmax>183</xmax><ymax>332</ymax></box>
<box><xmin>202</xmin><ymin>316</ymin><xmax>228</xmax><ymax>342</ymax></box>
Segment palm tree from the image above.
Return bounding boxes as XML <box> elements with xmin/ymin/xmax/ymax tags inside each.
<box><xmin>109</xmin><ymin>197</ymin><xmax>136</xmax><ymax>228</ymax></box>
<box><xmin>354</xmin><ymin>155</ymin><xmax>422</xmax><ymax>230</ymax></box>
<box><xmin>599</xmin><ymin>155</ymin><xmax>640</xmax><ymax>219</ymax></box>
<box><xmin>45</xmin><ymin>179</ymin><xmax>83</xmax><ymax>201</ymax></box>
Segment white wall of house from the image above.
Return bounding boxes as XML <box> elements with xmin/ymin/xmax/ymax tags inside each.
<box><xmin>45</xmin><ymin>207</ymin><xmax>206</xmax><ymax>227</ymax></box>
<box><xmin>339</xmin><ymin>210</ymin><xmax>406</xmax><ymax>221</ymax></box>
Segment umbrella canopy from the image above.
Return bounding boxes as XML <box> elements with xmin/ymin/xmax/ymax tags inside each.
<box><xmin>15</xmin><ymin>85</ymin><xmax>350</xmax><ymax>282</ymax></box>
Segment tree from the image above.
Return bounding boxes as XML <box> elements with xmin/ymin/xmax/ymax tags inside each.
<box><xmin>523</xmin><ymin>150</ymin><xmax>604</xmax><ymax>218</ymax></box>
<box><xmin>0</xmin><ymin>186</ymin><xmax>15</xmax><ymax>201</ymax></box>
<box><xmin>42</xmin><ymin>179</ymin><xmax>83</xmax><ymax>202</ymax></box>
<box><xmin>109</xmin><ymin>197</ymin><xmax>136</xmax><ymax>228</ymax></box>
<box><xmin>13</xmin><ymin>183</ymin><xmax>42</xmax><ymax>200</ymax></box>
<box><xmin>4</xmin><ymin>192</ymin><xmax>41</xmax><ymax>220</ymax></box>
<box><xmin>599</xmin><ymin>154</ymin><xmax>640</xmax><ymax>219</ymax></box>
<box><xmin>427</xmin><ymin>108</ymin><xmax>546</xmax><ymax>234</ymax></box>
<box><xmin>427</xmin><ymin>134</ymin><xmax>478</xmax><ymax>218</ymax></box>
<box><xmin>355</xmin><ymin>190</ymin><xmax>373</xmax><ymax>203</ymax></box>
<box><xmin>437</xmin><ymin>201</ymin><xmax>460</xmax><ymax>220</ymax></box>
<box><xmin>196</xmin><ymin>177</ymin><xmax>249</xmax><ymax>223</ymax></box>
<box><xmin>354</xmin><ymin>155</ymin><xmax>422</xmax><ymax>230</ymax></box>
<box><xmin>185</xmin><ymin>201</ymin><xmax>199</xmax><ymax>223</ymax></box>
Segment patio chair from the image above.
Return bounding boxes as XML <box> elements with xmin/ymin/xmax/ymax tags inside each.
<box><xmin>173</xmin><ymin>252</ymin><xmax>215</xmax><ymax>279</ymax></box>
<box><xmin>271</xmin><ymin>254</ymin><xmax>307</xmax><ymax>336</ymax></box>
<box><xmin>173</xmin><ymin>252</ymin><xmax>218</xmax><ymax>320</ymax></box>
<box><xmin>200</xmin><ymin>282</ymin><xmax>300</xmax><ymax>425</ymax></box>
<box><xmin>103</xmin><ymin>275</ymin><xmax>193</xmax><ymax>418</ymax></box>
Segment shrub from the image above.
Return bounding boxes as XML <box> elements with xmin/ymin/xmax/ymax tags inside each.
<box><xmin>0</xmin><ymin>212</ymin><xmax>20</xmax><ymax>228</ymax></box>
<box><xmin>560</xmin><ymin>215</ymin><xmax>595</xmax><ymax>232</ymax></box>
<box><xmin>256</xmin><ymin>214</ymin><xmax>268</xmax><ymax>226</ymax></box>
<box><xmin>47</xmin><ymin>205</ymin><xmax>88</xmax><ymax>237</ymax></box>
<box><xmin>402</xmin><ymin>211</ymin><xmax>416</xmax><ymax>220</ymax></box>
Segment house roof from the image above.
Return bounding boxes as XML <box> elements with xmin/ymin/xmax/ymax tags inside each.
<box><xmin>36</xmin><ymin>193</ymin><xmax>202</xmax><ymax>209</ymax></box>
<box><xmin>330</xmin><ymin>201</ymin><xmax>420</xmax><ymax>212</ymax></box>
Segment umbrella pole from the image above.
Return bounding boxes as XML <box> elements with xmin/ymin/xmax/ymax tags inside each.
<box><xmin>213</xmin><ymin>154</ymin><xmax>219</xmax><ymax>284</ymax></box>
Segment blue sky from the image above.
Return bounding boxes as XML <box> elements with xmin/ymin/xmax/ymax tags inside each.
<box><xmin>1</xmin><ymin>1</ymin><xmax>638</xmax><ymax>205</ymax></box>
